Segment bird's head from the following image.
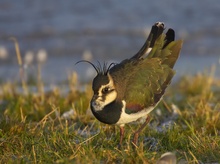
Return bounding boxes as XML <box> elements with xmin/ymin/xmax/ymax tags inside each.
<box><xmin>76</xmin><ymin>60</ymin><xmax>117</xmax><ymax>112</ymax></box>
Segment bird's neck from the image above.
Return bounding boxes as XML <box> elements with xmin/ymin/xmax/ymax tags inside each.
<box><xmin>91</xmin><ymin>100</ymin><xmax>123</xmax><ymax>125</ymax></box>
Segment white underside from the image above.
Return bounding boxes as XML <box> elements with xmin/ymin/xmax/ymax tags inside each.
<box><xmin>116</xmin><ymin>100</ymin><xmax>155</xmax><ymax>126</ymax></box>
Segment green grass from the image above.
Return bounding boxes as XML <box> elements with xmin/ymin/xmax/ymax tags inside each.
<box><xmin>0</xmin><ymin>69</ymin><xmax>220</xmax><ymax>163</ymax></box>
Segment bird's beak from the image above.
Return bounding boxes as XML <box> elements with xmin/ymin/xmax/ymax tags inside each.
<box><xmin>92</xmin><ymin>94</ymin><xmax>99</xmax><ymax>102</ymax></box>
<box><xmin>91</xmin><ymin>94</ymin><xmax>103</xmax><ymax>111</ymax></box>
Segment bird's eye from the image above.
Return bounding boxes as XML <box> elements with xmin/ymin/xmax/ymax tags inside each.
<box><xmin>102</xmin><ymin>87</ymin><xmax>110</xmax><ymax>94</ymax></box>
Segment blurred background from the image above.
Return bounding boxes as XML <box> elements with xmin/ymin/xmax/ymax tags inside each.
<box><xmin>0</xmin><ymin>0</ymin><xmax>219</xmax><ymax>83</ymax></box>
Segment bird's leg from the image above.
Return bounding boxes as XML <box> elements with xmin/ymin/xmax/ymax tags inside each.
<box><xmin>133</xmin><ymin>116</ymin><xmax>151</xmax><ymax>146</ymax></box>
<box><xmin>118</xmin><ymin>125</ymin><xmax>125</xmax><ymax>148</ymax></box>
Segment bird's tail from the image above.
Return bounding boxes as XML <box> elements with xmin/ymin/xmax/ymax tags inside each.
<box><xmin>147</xmin><ymin>29</ymin><xmax>183</xmax><ymax>68</ymax></box>
<box><xmin>131</xmin><ymin>22</ymin><xmax>166</xmax><ymax>59</ymax></box>
<box><xmin>131</xmin><ymin>22</ymin><xmax>183</xmax><ymax>68</ymax></box>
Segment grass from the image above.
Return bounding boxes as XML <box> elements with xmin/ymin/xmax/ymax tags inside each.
<box><xmin>0</xmin><ymin>70</ymin><xmax>219</xmax><ymax>163</ymax></box>
<box><xmin>0</xmin><ymin>42</ymin><xmax>220</xmax><ymax>163</ymax></box>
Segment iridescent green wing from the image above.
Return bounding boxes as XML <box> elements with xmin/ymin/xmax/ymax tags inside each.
<box><xmin>125</xmin><ymin>35</ymin><xmax>183</xmax><ymax>114</ymax></box>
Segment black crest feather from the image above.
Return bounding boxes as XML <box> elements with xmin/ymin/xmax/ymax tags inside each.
<box><xmin>75</xmin><ymin>60</ymin><xmax>115</xmax><ymax>75</ymax></box>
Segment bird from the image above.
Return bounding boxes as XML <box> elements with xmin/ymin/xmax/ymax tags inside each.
<box><xmin>77</xmin><ymin>22</ymin><xmax>183</xmax><ymax>146</ymax></box>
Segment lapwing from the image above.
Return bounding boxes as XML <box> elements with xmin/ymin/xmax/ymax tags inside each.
<box><xmin>77</xmin><ymin>22</ymin><xmax>183</xmax><ymax>146</ymax></box>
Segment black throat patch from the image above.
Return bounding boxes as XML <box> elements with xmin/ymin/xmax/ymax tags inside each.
<box><xmin>90</xmin><ymin>100</ymin><xmax>122</xmax><ymax>124</ymax></box>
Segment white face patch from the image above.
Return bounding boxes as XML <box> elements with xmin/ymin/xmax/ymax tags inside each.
<box><xmin>91</xmin><ymin>74</ymin><xmax>117</xmax><ymax>112</ymax></box>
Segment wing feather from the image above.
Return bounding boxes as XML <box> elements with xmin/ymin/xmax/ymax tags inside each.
<box><xmin>124</xmin><ymin>37</ymin><xmax>183</xmax><ymax>114</ymax></box>
<box><xmin>109</xmin><ymin>29</ymin><xmax>183</xmax><ymax>115</ymax></box>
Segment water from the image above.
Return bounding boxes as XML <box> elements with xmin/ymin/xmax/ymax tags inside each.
<box><xmin>0</xmin><ymin>0</ymin><xmax>220</xmax><ymax>83</ymax></box>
